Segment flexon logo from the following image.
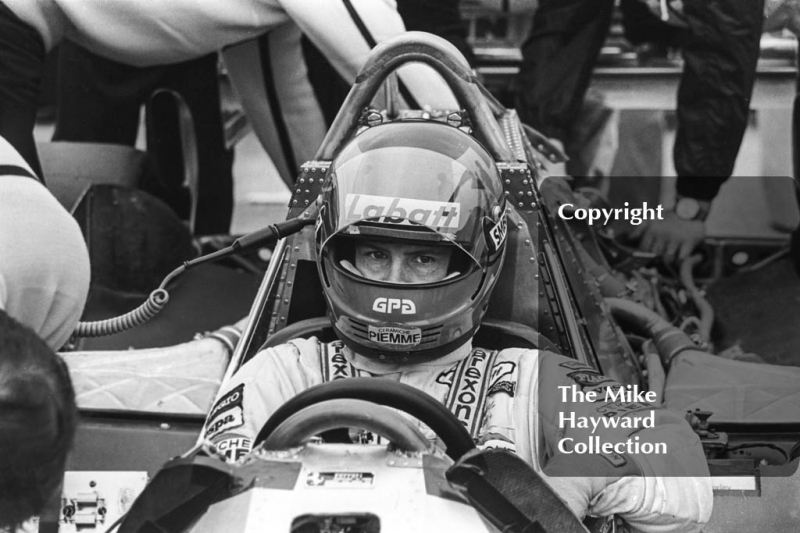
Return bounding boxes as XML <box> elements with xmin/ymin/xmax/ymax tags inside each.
<box><xmin>368</xmin><ymin>326</ymin><xmax>422</xmax><ymax>346</ymax></box>
<box><xmin>373</xmin><ymin>297</ymin><xmax>416</xmax><ymax>314</ymax></box>
<box><xmin>345</xmin><ymin>194</ymin><xmax>461</xmax><ymax>230</ymax></box>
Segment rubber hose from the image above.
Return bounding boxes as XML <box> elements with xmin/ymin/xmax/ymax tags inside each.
<box><xmin>605</xmin><ymin>297</ymin><xmax>697</xmax><ymax>366</ymax></box>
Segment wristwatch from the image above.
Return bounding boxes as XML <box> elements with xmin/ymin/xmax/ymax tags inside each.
<box><xmin>675</xmin><ymin>196</ymin><xmax>710</xmax><ymax>221</ymax></box>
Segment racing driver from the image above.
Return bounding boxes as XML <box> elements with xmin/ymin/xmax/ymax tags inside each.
<box><xmin>204</xmin><ymin>121</ymin><xmax>713</xmax><ymax>532</ymax></box>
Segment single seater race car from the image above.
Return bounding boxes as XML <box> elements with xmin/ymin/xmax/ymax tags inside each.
<box><xmin>50</xmin><ymin>32</ymin><xmax>800</xmax><ymax>533</ymax></box>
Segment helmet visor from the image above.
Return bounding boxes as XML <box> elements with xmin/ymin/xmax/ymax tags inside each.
<box><xmin>320</xmin><ymin>144</ymin><xmax>505</xmax><ymax>264</ymax></box>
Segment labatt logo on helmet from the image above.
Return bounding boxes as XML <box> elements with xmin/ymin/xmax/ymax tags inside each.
<box><xmin>345</xmin><ymin>194</ymin><xmax>461</xmax><ymax>231</ymax></box>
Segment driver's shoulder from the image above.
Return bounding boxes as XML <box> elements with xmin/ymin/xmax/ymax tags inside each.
<box><xmin>471</xmin><ymin>347</ymin><xmax>539</xmax><ymax>387</ymax></box>
<box><xmin>238</xmin><ymin>336</ymin><xmax>326</xmax><ymax>379</ymax></box>
<box><xmin>489</xmin><ymin>346</ymin><xmax>546</xmax><ymax>368</ymax></box>
<box><xmin>487</xmin><ymin>347</ymin><xmax>587</xmax><ymax>383</ymax></box>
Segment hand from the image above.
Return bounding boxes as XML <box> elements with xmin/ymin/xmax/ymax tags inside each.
<box><xmin>632</xmin><ymin>212</ymin><xmax>705</xmax><ymax>264</ymax></box>
<box><xmin>543</xmin><ymin>451</ymin><xmax>641</xmax><ymax>520</ymax></box>
<box><xmin>542</xmin><ymin>471</ymin><xmax>592</xmax><ymax>520</ymax></box>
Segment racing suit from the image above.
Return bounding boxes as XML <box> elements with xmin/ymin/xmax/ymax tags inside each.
<box><xmin>0</xmin><ymin>0</ymin><xmax>456</xmax><ymax>179</ymax></box>
<box><xmin>206</xmin><ymin>337</ymin><xmax>712</xmax><ymax>532</ymax></box>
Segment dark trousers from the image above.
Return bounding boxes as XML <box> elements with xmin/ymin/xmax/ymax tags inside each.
<box><xmin>515</xmin><ymin>0</ymin><xmax>616</xmax><ymax>143</ymax></box>
<box><xmin>53</xmin><ymin>41</ymin><xmax>234</xmax><ymax>235</ymax></box>
<box><xmin>0</xmin><ymin>0</ymin><xmax>45</xmax><ymax>179</ymax></box>
<box><xmin>673</xmin><ymin>0</ymin><xmax>765</xmax><ymax>199</ymax></box>
<box><xmin>518</xmin><ymin>0</ymin><xmax>764</xmax><ymax>200</ymax></box>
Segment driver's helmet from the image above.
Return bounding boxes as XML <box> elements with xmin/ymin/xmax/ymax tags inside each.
<box><xmin>316</xmin><ymin>121</ymin><xmax>508</xmax><ymax>363</ymax></box>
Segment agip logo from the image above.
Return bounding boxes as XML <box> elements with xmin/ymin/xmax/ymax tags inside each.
<box><xmin>372</xmin><ymin>297</ymin><xmax>416</xmax><ymax>315</ymax></box>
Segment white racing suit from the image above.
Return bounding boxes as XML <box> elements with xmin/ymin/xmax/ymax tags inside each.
<box><xmin>205</xmin><ymin>337</ymin><xmax>712</xmax><ymax>532</ymax></box>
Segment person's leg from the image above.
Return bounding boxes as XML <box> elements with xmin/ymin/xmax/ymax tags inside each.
<box><xmin>674</xmin><ymin>0</ymin><xmax>765</xmax><ymax>198</ymax></box>
<box><xmin>166</xmin><ymin>54</ymin><xmax>234</xmax><ymax>235</ymax></box>
<box><xmin>300</xmin><ymin>36</ymin><xmax>351</xmax><ymax>128</ymax></box>
<box><xmin>53</xmin><ymin>40</ymin><xmax>157</xmax><ymax>145</ymax></box>
<box><xmin>0</xmin><ymin>1</ymin><xmax>46</xmax><ymax>179</ymax></box>
<box><xmin>222</xmin><ymin>28</ymin><xmax>328</xmax><ymax>189</ymax></box>
<box><xmin>515</xmin><ymin>0</ymin><xmax>615</xmax><ymax>142</ymax></box>
<box><xmin>53</xmin><ymin>44</ymin><xmax>233</xmax><ymax>233</ymax></box>
<box><xmin>301</xmin><ymin>0</ymin><xmax>474</xmax><ymax>130</ymax></box>
<box><xmin>396</xmin><ymin>0</ymin><xmax>476</xmax><ymax>67</ymax></box>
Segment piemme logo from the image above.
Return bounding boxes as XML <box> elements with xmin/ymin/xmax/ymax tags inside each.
<box><xmin>368</xmin><ymin>326</ymin><xmax>422</xmax><ymax>346</ymax></box>
<box><xmin>345</xmin><ymin>194</ymin><xmax>461</xmax><ymax>230</ymax></box>
<box><xmin>373</xmin><ymin>297</ymin><xmax>416</xmax><ymax>315</ymax></box>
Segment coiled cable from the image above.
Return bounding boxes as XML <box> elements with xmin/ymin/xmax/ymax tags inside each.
<box><xmin>73</xmin><ymin>288</ymin><xmax>170</xmax><ymax>338</ymax></box>
<box><xmin>72</xmin><ymin>210</ymin><xmax>316</xmax><ymax>338</ymax></box>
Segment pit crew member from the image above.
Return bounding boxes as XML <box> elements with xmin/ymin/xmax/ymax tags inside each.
<box><xmin>0</xmin><ymin>134</ymin><xmax>90</xmax><ymax>350</ymax></box>
<box><xmin>0</xmin><ymin>0</ymin><xmax>456</xmax><ymax>179</ymax></box>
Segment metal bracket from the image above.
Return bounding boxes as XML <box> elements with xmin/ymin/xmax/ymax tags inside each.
<box><xmin>288</xmin><ymin>161</ymin><xmax>330</xmax><ymax>213</ymax></box>
<box><xmin>498</xmin><ymin>162</ymin><xmax>538</xmax><ymax>212</ymax></box>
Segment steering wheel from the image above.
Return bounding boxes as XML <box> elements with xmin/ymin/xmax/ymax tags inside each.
<box><xmin>262</xmin><ymin>398</ymin><xmax>431</xmax><ymax>452</ymax></box>
<box><xmin>255</xmin><ymin>378</ymin><xmax>476</xmax><ymax>461</ymax></box>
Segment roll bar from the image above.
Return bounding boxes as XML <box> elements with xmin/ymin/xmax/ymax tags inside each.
<box><xmin>315</xmin><ymin>32</ymin><xmax>515</xmax><ymax>162</ymax></box>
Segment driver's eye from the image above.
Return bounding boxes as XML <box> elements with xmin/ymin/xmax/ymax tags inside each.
<box><xmin>359</xmin><ymin>250</ymin><xmax>389</xmax><ymax>267</ymax></box>
<box><xmin>366</xmin><ymin>251</ymin><xmax>388</xmax><ymax>261</ymax></box>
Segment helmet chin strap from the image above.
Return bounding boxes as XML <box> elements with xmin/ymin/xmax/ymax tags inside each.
<box><xmin>336</xmin><ymin>324</ymin><xmax>478</xmax><ymax>366</ymax></box>
<box><xmin>339</xmin><ymin>259</ymin><xmax>461</xmax><ymax>280</ymax></box>
<box><xmin>344</xmin><ymin>340</ymin><xmax>475</xmax><ymax>375</ymax></box>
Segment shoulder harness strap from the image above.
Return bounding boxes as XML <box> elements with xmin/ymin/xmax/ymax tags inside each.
<box><xmin>445</xmin><ymin>349</ymin><xmax>500</xmax><ymax>439</ymax></box>
<box><xmin>319</xmin><ymin>343</ymin><xmax>500</xmax><ymax>440</ymax></box>
<box><xmin>319</xmin><ymin>341</ymin><xmax>360</xmax><ymax>381</ymax></box>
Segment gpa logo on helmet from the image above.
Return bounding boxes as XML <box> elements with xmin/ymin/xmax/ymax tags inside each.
<box><xmin>368</xmin><ymin>326</ymin><xmax>422</xmax><ymax>346</ymax></box>
<box><xmin>373</xmin><ymin>297</ymin><xmax>416</xmax><ymax>314</ymax></box>
<box><xmin>345</xmin><ymin>194</ymin><xmax>461</xmax><ymax>231</ymax></box>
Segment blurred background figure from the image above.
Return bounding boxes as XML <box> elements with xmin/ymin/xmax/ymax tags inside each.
<box><xmin>0</xmin><ymin>309</ymin><xmax>78</xmax><ymax>532</ymax></box>
<box><xmin>618</xmin><ymin>0</ymin><xmax>765</xmax><ymax>262</ymax></box>
<box><xmin>514</xmin><ymin>0</ymin><xmax>615</xmax><ymax>169</ymax></box>
<box><xmin>0</xmin><ymin>135</ymin><xmax>90</xmax><ymax>351</ymax></box>
<box><xmin>0</xmin><ymin>0</ymin><xmax>457</xmax><ymax>188</ymax></box>
<box><xmin>52</xmin><ymin>43</ymin><xmax>234</xmax><ymax>236</ymax></box>
<box><xmin>761</xmin><ymin>0</ymin><xmax>800</xmax><ymax>276</ymax></box>
<box><xmin>507</xmin><ymin>0</ymin><xmax>765</xmax><ymax>262</ymax></box>
<box><xmin>284</xmin><ymin>0</ymin><xmax>476</xmax><ymax>154</ymax></box>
